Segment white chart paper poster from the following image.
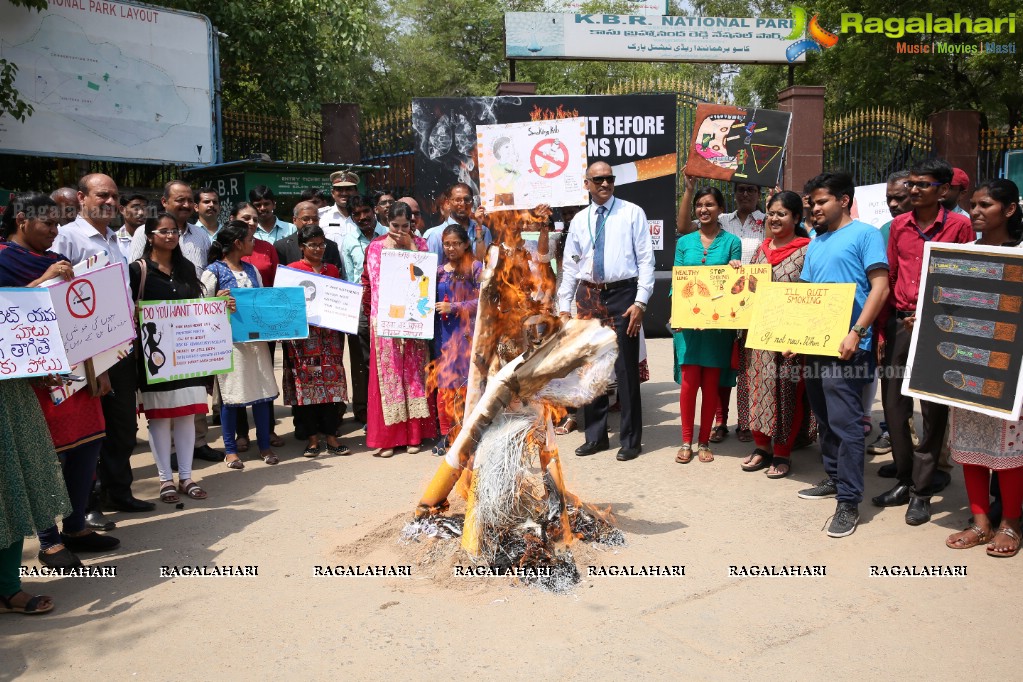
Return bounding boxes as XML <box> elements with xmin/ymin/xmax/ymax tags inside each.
<box><xmin>376</xmin><ymin>250</ymin><xmax>438</xmax><ymax>340</ymax></box>
<box><xmin>274</xmin><ymin>265</ymin><xmax>363</xmax><ymax>335</ymax></box>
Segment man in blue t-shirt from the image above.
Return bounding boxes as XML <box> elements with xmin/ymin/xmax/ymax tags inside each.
<box><xmin>795</xmin><ymin>171</ymin><xmax>890</xmax><ymax>538</ymax></box>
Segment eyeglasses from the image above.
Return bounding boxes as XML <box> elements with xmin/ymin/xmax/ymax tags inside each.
<box><xmin>378</xmin><ymin>199</ymin><xmax>395</xmax><ymax>206</ymax></box>
<box><xmin>448</xmin><ymin>197</ymin><xmax>473</xmax><ymax>205</ymax></box>
<box><xmin>587</xmin><ymin>175</ymin><xmax>615</xmax><ymax>185</ymax></box>
<box><xmin>153</xmin><ymin>229</ymin><xmax>181</xmax><ymax>236</ymax></box>
<box><xmin>905</xmin><ymin>181</ymin><xmax>943</xmax><ymax>190</ymax></box>
<box><xmin>302</xmin><ymin>243</ymin><xmax>327</xmax><ymax>250</ymax></box>
<box><xmin>735</xmin><ymin>186</ymin><xmax>760</xmax><ymax>194</ymax></box>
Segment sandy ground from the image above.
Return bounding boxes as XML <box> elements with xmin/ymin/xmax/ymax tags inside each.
<box><xmin>2</xmin><ymin>337</ymin><xmax>1019</xmax><ymax>680</ymax></box>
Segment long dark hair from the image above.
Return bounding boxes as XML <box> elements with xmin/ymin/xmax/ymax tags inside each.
<box><xmin>142</xmin><ymin>212</ymin><xmax>203</xmax><ymax>294</ymax></box>
<box><xmin>974</xmin><ymin>179</ymin><xmax>1022</xmax><ymax>243</ymax></box>
<box><xmin>207</xmin><ymin>221</ymin><xmax>250</xmax><ymax>264</ymax></box>
<box><xmin>1</xmin><ymin>191</ymin><xmax>57</xmax><ymax>240</ymax></box>
<box><xmin>767</xmin><ymin>191</ymin><xmax>811</xmax><ymax>238</ymax></box>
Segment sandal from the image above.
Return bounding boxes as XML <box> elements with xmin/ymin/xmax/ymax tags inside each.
<box><xmin>269</xmin><ymin>432</ymin><xmax>286</xmax><ymax>448</ymax></box>
<box><xmin>327</xmin><ymin>443</ymin><xmax>351</xmax><ymax>456</ymax></box>
<box><xmin>765</xmin><ymin>457</ymin><xmax>791</xmax><ymax>479</ymax></box>
<box><xmin>225</xmin><ymin>455</ymin><xmax>244</xmax><ymax>470</ymax></box>
<box><xmin>159</xmin><ymin>482</ymin><xmax>180</xmax><ymax>504</ymax></box>
<box><xmin>178</xmin><ymin>481</ymin><xmax>207</xmax><ymax>500</ymax></box>
<box><xmin>554</xmin><ymin>417</ymin><xmax>578</xmax><ymax>436</ymax></box>
<box><xmin>736</xmin><ymin>429</ymin><xmax>753</xmax><ymax>443</ymax></box>
<box><xmin>946</xmin><ymin>524</ymin><xmax>995</xmax><ymax>550</ymax></box>
<box><xmin>675</xmin><ymin>444</ymin><xmax>693</xmax><ymax>464</ymax></box>
<box><xmin>986</xmin><ymin>526</ymin><xmax>1022</xmax><ymax>558</ymax></box>
<box><xmin>261</xmin><ymin>452</ymin><xmax>280</xmax><ymax>465</ymax></box>
<box><xmin>235</xmin><ymin>436</ymin><xmax>250</xmax><ymax>453</ymax></box>
<box><xmin>697</xmin><ymin>443</ymin><xmax>714</xmax><ymax>463</ymax></box>
<box><xmin>709</xmin><ymin>425</ymin><xmax>728</xmax><ymax>443</ymax></box>
<box><xmin>0</xmin><ymin>591</ymin><xmax>54</xmax><ymax>615</ymax></box>
<box><xmin>741</xmin><ymin>449</ymin><xmax>772</xmax><ymax>472</ymax></box>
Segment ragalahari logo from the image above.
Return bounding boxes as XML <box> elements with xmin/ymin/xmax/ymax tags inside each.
<box><xmin>784</xmin><ymin>6</ymin><xmax>839</xmax><ymax>62</ymax></box>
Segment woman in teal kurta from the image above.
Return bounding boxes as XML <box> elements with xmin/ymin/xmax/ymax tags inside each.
<box><xmin>672</xmin><ymin>184</ymin><xmax>742</xmax><ymax>463</ymax></box>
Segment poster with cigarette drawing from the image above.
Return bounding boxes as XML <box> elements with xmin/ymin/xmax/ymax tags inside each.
<box><xmin>477</xmin><ymin>117</ymin><xmax>588</xmax><ymax>211</ymax></box>
<box><xmin>905</xmin><ymin>242</ymin><xmax>1023</xmax><ymax>419</ymax></box>
<box><xmin>745</xmin><ymin>282</ymin><xmax>856</xmax><ymax>357</ymax></box>
<box><xmin>684</xmin><ymin>103</ymin><xmax>791</xmax><ymax>187</ymax></box>
<box><xmin>376</xmin><ymin>249</ymin><xmax>438</xmax><ymax>340</ymax></box>
<box><xmin>670</xmin><ymin>264</ymin><xmax>771</xmax><ymax>329</ymax></box>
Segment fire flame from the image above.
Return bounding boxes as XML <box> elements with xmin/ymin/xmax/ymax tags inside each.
<box><xmin>529</xmin><ymin>104</ymin><xmax>581</xmax><ymax>121</ymax></box>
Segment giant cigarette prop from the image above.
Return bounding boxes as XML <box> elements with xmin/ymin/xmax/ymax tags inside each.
<box><xmin>611</xmin><ymin>153</ymin><xmax>676</xmax><ymax>186</ymax></box>
<box><xmin>934</xmin><ymin>314</ymin><xmax>1016</xmax><ymax>342</ymax></box>
<box><xmin>416</xmin><ymin>319</ymin><xmax>617</xmax><ymax>517</ymax></box>
<box><xmin>929</xmin><ymin>257</ymin><xmax>1023</xmax><ymax>282</ymax></box>
<box><xmin>933</xmin><ymin>286</ymin><xmax>1021</xmax><ymax>313</ymax></box>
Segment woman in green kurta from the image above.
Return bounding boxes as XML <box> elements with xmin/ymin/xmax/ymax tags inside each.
<box><xmin>672</xmin><ymin>184</ymin><xmax>742</xmax><ymax>463</ymax></box>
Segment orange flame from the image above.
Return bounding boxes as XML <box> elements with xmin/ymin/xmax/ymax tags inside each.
<box><xmin>529</xmin><ymin>104</ymin><xmax>581</xmax><ymax>122</ymax></box>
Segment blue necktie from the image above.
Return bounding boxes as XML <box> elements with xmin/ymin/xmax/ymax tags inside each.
<box><xmin>594</xmin><ymin>205</ymin><xmax>607</xmax><ymax>282</ymax></box>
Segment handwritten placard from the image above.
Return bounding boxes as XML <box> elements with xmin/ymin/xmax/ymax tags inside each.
<box><xmin>46</xmin><ymin>263</ymin><xmax>135</xmax><ymax>366</ymax></box>
<box><xmin>231</xmin><ymin>287</ymin><xmax>309</xmax><ymax>342</ymax></box>
<box><xmin>274</xmin><ymin>266</ymin><xmax>362</xmax><ymax>334</ymax></box>
<box><xmin>477</xmin><ymin>117</ymin><xmax>589</xmax><ymax>212</ymax></box>
<box><xmin>670</xmin><ymin>264</ymin><xmax>770</xmax><ymax>329</ymax></box>
<box><xmin>745</xmin><ymin>282</ymin><xmax>856</xmax><ymax>357</ymax></box>
<box><xmin>0</xmin><ymin>288</ymin><xmax>70</xmax><ymax>379</ymax></box>
<box><xmin>376</xmin><ymin>249</ymin><xmax>438</xmax><ymax>340</ymax></box>
<box><xmin>138</xmin><ymin>298</ymin><xmax>233</xmax><ymax>383</ymax></box>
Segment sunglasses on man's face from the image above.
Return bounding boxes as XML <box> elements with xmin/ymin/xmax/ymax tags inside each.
<box><xmin>905</xmin><ymin>181</ymin><xmax>943</xmax><ymax>190</ymax></box>
<box><xmin>587</xmin><ymin>175</ymin><xmax>615</xmax><ymax>185</ymax></box>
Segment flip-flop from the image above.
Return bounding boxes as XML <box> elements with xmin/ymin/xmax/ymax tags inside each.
<box><xmin>697</xmin><ymin>444</ymin><xmax>714</xmax><ymax>463</ymax></box>
<box><xmin>765</xmin><ymin>458</ymin><xmax>791</xmax><ymax>479</ymax></box>
<box><xmin>675</xmin><ymin>444</ymin><xmax>693</xmax><ymax>464</ymax></box>
<box><xmin>0</xmin><ymin>592</ymin><xmax>54</xmax><ymax>615</ymax></box>
<box><xmin>741</xmin><ymin>448</ymin><xmax>772</xmax><ymax>472</ymax></box>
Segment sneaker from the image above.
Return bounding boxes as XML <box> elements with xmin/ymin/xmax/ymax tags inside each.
<box><xmin>826</xmin><ymin>502</ymin><xmax>860</xmax><ymax>538</ymax></box>
<box><xmin>867</xmin><ymin>432</ymin><xmax>892</xmax><ymax>455</ymax></box>
<box><xmin>798</xmin><ymin>478</ymin><xmax>838</xmax><ymax>500</ymax></box>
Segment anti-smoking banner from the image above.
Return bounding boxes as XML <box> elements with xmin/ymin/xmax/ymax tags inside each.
<box><xmin>413</xmin><ymin>94</ymin><xmax>678</xmax><ymax>270</ymax></box>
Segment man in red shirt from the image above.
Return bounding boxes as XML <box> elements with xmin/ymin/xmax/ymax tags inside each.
<box><xmin>873</xmin><ymin>159</ymin><xmax>975</xmax><ymax>525</ymax></box>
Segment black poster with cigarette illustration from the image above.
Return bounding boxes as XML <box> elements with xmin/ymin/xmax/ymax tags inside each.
<box><xmin>905</xmin><ymin>243</ymin><xmax>1023</xmax><ymax>418</ymax></box>
<box><xmin>412</xmin><ymin>95</ymin><xmax>677</xmax><ymax>271</ymax></box>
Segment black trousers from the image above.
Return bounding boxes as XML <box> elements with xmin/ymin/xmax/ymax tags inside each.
<box><xmin>348</xmin><ymin>310</ymin><xmax>370</xmax><ymax>423</ymax></box>
<box><xmin>882</xmin><ymin>316</ymin><xmax>948</xmax><ymax>495</ymax></box>
<box><xmin>578</xmin><ymin>282</ymin><xmax>642</xmax><ymax>450</ymax></box>
<box><xmin>98</xmin><ymin>355</ymin><xmax>139</xmax><ymax>501</ymax></box>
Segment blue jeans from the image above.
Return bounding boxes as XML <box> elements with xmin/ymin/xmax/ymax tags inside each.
<box><xmin>37</xmin><ymin>439</ymin><xmax>103</xmax><ymax>550</ymax></box>
<box><xmin>804</xmin><ymin>350</ymin><xmax>872</xmax><ymax>505</ymax></box>
<box><xmin>221</xmin><ymin>402</ymin><xmax>272</xmax><ymax>453</ymax></box>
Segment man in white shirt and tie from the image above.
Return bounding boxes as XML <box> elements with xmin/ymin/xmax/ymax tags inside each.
<box><xmin>558</xmin><ymin>161</ymin><xmax>655</xmax><ymax>461</ymax></box>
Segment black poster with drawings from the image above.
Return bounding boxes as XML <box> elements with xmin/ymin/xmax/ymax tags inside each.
<box><xmin>905</xmin><ymin>242</ymin><xmax>1023</xmax><ymax>419</ymax></box>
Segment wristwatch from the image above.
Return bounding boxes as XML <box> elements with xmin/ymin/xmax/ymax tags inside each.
<box><xmin>634</xmin><ymin>301</ymin><xmax>647</xmax><ymax>312</ymax></box>
<box><xmin>851</xmin><ymin>324</ymin><xmax>868</xmax><ymax>338</ymax></box>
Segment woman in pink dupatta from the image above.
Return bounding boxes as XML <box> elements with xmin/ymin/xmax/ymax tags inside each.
<box><xmin>361</xmin><ymin>201</ymin><xmax>437</xmax><ymax>457</ymax></box>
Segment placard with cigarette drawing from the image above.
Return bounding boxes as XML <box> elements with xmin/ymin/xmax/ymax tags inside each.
<box><xmin>477</xmin><ymin>117</ymin><xmax>588</xmax><ymax>212</ymax></box>
<box><xmin>745</xmin><ymin>282</ymin><xmax>856</xmax><ymax>357</ymax></box>
<box><xmin>684</xmin><ymin>103</ymin><xmax>791</xmax><ymax>187</ymax></box>
<box><xmin>670</xmin><ymin>264</ymin><xmax>770</xmax><ymax>329</ymax></box>
<box><xmin>376</xmin><ymin>249</ymin><xmax>438</xmax><ymax>340</ymax></box>
<box><xmin>904</xmin><ymin>242</ymin><xmax>1023</xmax><ymax>419</ymax></box>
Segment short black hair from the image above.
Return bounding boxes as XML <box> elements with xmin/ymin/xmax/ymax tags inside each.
<box><xmin>804</xmin><ymin>171</ymin><xmax>855</xmax><ymax>203</ymax></box>
<box><xmin>193</xmin><ymin>186</ymin><xmax>218</xmax><ymax>203</ymax></box>
<box><xmin>248</xmin><ymin>184</ymin><xmax>275</xmax><ymax>203</ymax></box>
<box><xmin>120</xmin><ymin>193</ymin><xmax>148</xmax><ymax>206</ymax></box>
<box><xmin>908</xmin><ymin>158</ymin><xmax>953</xmax><ymax>185</ymax></box>
<box><xmin>297</xmin><ymin>224</ymin><xmax>326</xmax><ymax>245</ymax></box>
<box><xmin>348</xmin><ymin>194</ymin><xmax>369</xmax><ymax>212</ymax></box>
<box><xmin>300</xmin><ymin>187</ymin><xmax>320</xmax><ymax>202</ymax></box>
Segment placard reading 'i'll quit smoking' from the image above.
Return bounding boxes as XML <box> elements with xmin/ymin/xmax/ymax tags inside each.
<box><xmin>745</xmin><ymin>282</ymin><xmax>856</xmax><ymax>357</ymax></box>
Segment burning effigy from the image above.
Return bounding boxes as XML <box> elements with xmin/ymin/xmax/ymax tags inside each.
<box><xmin>402</xmin><ymin>210</ymin><xmax>625</xmax><ymax>592</ymax></box>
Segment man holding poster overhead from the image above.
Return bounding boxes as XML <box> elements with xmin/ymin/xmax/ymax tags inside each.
<box><xmin>558</xmin><ymin>161</ymin><xmax>654</xmax><ymax>461</ymax></box>
<box><xmin>797</xmin><ymin>172</ymin><xmax>889</xmax><ymax>538</ymax></box>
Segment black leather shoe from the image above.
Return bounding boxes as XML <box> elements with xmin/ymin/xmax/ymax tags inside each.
<box><xmin>193</xmin><ymin>444</ymin><xmax>223</xmax><ymax>462</ymax></box>
<box><xmin>616</xmin><ymin>446</ymin><xmax>641</xmax><ymax>461</ymax></box>
<box><xmin>905</xmin><ymin>495</ymin><xmax>932</xmax><ymax>526</ymax></box>
<box><xmin>61</xmin><ymin>531</ymin><xmax>121</xmax><ymax>552</ymax></box>
<box><xmin>38</xmin><ymin>547</ymin><xmax>83</xmax><ymax>569</ymax></box>
<box><xmin>575</xmin><ymin>439</ymin><xmax>609</xmax><ymax>456</ymax></box>
<box><xmin>877</xmin><ymin>462</ymin><xmax>897</xmax><ymax>478</ymax></box>
<box><xmin>84</xmin><ymin>510</ymin><xmax>116</xmax><ymax>532</ymax></box>
<box><xmin>104</xmin><ymin>496</ymin><xmax>156</xmax><ymax>513</ymax></box>
<box><xmin>871</xmin><ymin>483</ymin><xmax>911</xmax><ymax>507</ymax></box>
